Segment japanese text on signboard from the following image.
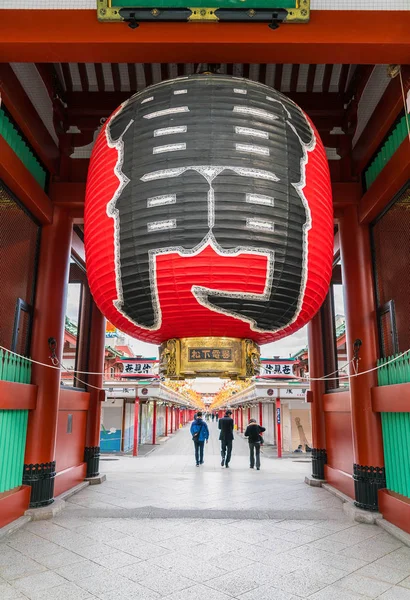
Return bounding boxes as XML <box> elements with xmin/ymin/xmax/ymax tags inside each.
<box><xmin>122</xmin><ymin>362</ymin><xmax>153</xmax><ymax>374</ymax></box>
<box><xmin>261</xmin><ymin>362</ymin><xmax>294</xmax><ymax>376</ymax></box>
<box><xmin>188</xmin><ymin>348</ymin><xmax>232</xmax><ymax>361</ymax></box>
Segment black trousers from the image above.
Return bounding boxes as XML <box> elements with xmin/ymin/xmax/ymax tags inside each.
<box><xmin>194</xmin><ymin>440</ymin><xmax>205</xmax><ymax>464</ymax></box>
<box><xmin>249</xmin><ymin>442</ymin><xmax>261</xmax><ymax>468</ymax></box>
<box><xmin>221</xmin><ymin>439</ymin><xmax>233</xmax><ymax>465</ymax></box>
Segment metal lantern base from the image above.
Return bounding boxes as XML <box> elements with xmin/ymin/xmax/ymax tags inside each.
<box><xmin>159</xmin><ymin>337</ymin><xmax>260</xmax><ymax>379</ymax></box>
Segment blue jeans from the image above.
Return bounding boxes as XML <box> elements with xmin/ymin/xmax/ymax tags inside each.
<box><xmin>194</xmin><ymin>441</ymin><xmax>205</xmax><ymax>464</ymax></box>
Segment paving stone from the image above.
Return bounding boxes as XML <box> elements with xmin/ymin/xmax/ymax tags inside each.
<box><xmin>205</xmin><ymin>569</ymin><xmax>265</xmax><ymax>597</ymax></box>
<box><xmin>378</xmin><ymin>588</ymin><xmax>410</xmax><ymax>600</ymax></box>
<box><xmin>0</xmin><ymin>556</ymin><xmax>47</xmax><ymax>581</ymax></box>
<box><xmin>164</xmin><ymin>585</ymin><xmax>232</xmax><ymax>600</ymax></box>
<box><xmin>139</xmin><ymin>570</ymin><xmax>195</xmax><ymax>595</ymax></box>
<box><xmin>355</xmin><ymin>563</ymin><xmax>409</xmax><ymax>585</ymax></box>
<box><xmin>236</xmin><ymin>586</ymin><xmax>301</xmax><ymax>600</ymax></box>
<box><xmin>22</xmin><ymin>582</ymin><xmax>94</xmax><ymax>600</ymax></box>
<box><xmin>90</xmin><ymin>550</ymin><xmax>142</xmax><ymax>570</ymax></box>
<box><xmin>12</xmin><ymin>571</ymin><xmax>67</xmax><ymax>595</ymax></box>
<box><xmin>335</xmin><ymin>573</ymin><xmax>393</xmax><ymax>598</ymax></box>
<box><xmin>31</xmin><ymin>548</ymin><xmax>86</xmax><ymax>570</ymax></box>
<box><xmin>308</xmin><ymin>585</ymin><xmax>368</xmax><ymax>600</ymax></box>
<box><xmin>55</xmin><ymin>559</ymin><xmax>111</xmax><ymax>582</ymax></box>
<box><xmin>0</xmin><ymin>582</ymin><xmax>27</xmax><ymax>599</ymax></box>
<box><xmin>96</xmin><ymin>583</ymin><xmax>161</xmax><ymax>600</ymax></box>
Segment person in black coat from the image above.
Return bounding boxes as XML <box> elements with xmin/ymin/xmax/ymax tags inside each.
<box><xmin>244</xmin><ymin>418</ymin><xmax>266</xmax><ymax>470</ymax></box>
<box><xmin>218</xmin><ymin>410</ymin><xmax>234</xmax><ymax>468</ymax></box>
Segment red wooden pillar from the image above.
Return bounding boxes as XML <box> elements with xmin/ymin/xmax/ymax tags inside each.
<box><xmin>165</xmin><ymin>405</ymin><xmax>168</xmax><ymax>437</ymax></box>
<box><xmin>308</xmin><ymin>311</ymin><xmax>327</xmax><ymax>480</ymax></box>
<box><xmin>85</xmin><ymin>302</ymin><xmax>106</xmax><ymax>478</ymax></box>
<box><xmin>276</xmin><ymin>398</ymin><xmax>282</xmax><ymax>458</ymax></box>
<box><xmin>24</xmin><ymin>207</ymin><xmax>72</xmax><ymax>507</ymax></box>
<box><xmin>152</xmin><ymin>401</ymin><xmax>157</xmax><ymax>445</ymax></box>
<box><xmin>240</xmin><ymin>407</ymin><xmax>243</xmax><ymax>433</ymax></box>
<box><xmin>259</xmin><ymin>402</ymin><xmax>263</xmax><ymax>426</ymax></box>
<box><xmin>339</xmin><ymin>204</ymin><xmax>385</xmax><ymax>510</ymax></box>
<box><xmin>248</xmin><ymin>407</ymin><xmax>251</xmax><ymax>423</ymax></box>
<box><xmin>132</xmin><ymin>398</ymin><xmax>139</xmax><ymax>456</ymax></box>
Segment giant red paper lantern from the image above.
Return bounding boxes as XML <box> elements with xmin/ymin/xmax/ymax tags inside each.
<box><xmin>85</xmin><ymin>75</ymin><xmax>333</xmax><ymax>346</ymax></box>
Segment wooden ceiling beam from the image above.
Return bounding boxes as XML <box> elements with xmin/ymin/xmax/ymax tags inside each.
<box><xmin>1</xmin><ymin>10</ymin><xmax>410</xmax><ymax>64</ymax></box>
<box><xmin>0</xmin><ymin>63</ymin><xmax>60</xmax><ymax>174</ymax></box>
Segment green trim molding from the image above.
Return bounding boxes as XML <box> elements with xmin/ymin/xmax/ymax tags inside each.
<box><xmin>0</xmin><ymin>107</ymin><xmax>47</xmax><ymax>190</ymax></box>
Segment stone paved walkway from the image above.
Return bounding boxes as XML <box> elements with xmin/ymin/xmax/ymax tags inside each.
<box><xmin>1</xmin><ymin>422</ymin><xmax>410</xmax><ymax>599</ymax></box>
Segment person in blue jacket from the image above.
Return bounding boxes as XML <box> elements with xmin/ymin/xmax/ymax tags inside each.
<box><xmin>190</xmin><ymin>411</ymin><xmax>209</xmax><ymax>467</ymax></box>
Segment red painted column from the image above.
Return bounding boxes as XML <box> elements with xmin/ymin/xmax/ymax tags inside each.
<box><xmin>248</xmin><ymin>407</ymin><xmax>251</xmax><ymax>423</ymax></box>
<box><xmin>24</xmin><ymin>207</ymin><xmax>72</xmax><ymax>505</ymax></box>
<box><xmin>276</xmin><ymin>399</ymin><xmax>282</xmax><ymax>458</ymax></box>
<box><xmin>308</xmin><ymin>311</ymin><xmax>327</xmax><ymax>479</ymax></box>
<box><xmin>85</xmin><ymin>302</ymin><xmax>106</xmax><ymax>477</ymax></box>
<box><xmin>339</xmin><ymin>205</ymin><xmax>385</xmax><ymax>509</ymax></box>
<box><xmin>259</xmin><ymin>402</ymin><xmax>263</xmax><ymax>427</ymax></box>
<box><xmin>152</xmin><ymin>401</ymin><xmax>157</xmax><ymax>445</ymax></box>
<box><xmin>240</xmin><ymin>407</ymin><xmax>243</xmax><ymax>433</ymax></box>
<box><xmin>165</xmin><ymin>405</ymin><xmax>168</xmax><ymax>437</ymax></box>
<box><xmin>132</xmin><ymin>398</ymin><xmax>139</xmax><ymax>456</ymax></box>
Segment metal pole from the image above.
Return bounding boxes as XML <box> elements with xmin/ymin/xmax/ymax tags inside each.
<box><xmin>276</xmin><ymin>398</ymin><xmax>282</xmax><ymax>458</ymax></box>
<box><xmin>132</xmin><ymin>398</ymin><xmax>139</xmax><ymax>457</ymax></box>
<box><xmin>152</xmin><ymin>401</ymin><xmax>157</xmax><ymax>445</ymax></box>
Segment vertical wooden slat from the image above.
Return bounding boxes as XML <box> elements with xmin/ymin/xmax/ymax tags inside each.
<box><xmin>290</xmin><ymin>64</ymin><xmax>300</xmax><ymax>92</ymax></box>
<box><xmin>143</xmin><ymin>64</ymin><xmax>153</xmax><ymax>88</ymax></box>
<box><xmin>77</xmin><ymin>63</ymin><xmax>89</xmax><ymax>92</ymax></box>
<box><xmin>161</xmin><ymin>63</ymin><xmax>169</xmax><ymax>82</ymax></box>
<box><xmin>111</xmin><ymin>63</ymin><xmax>121</xmax><ymax>92</ymax></box>
<box><xmin>94</xmin><ymin>63</ymin><xmax>105</xmax><ymax>92</ymax></box>
<box><xmin>274</xmin><ymin>64</ymin><xmax>283</xmax><ymax>91</ymax></box>
<box><xmin>177</xmin><ymin>63</ymin><xmax>185</xmax><ymax>77</ymax></box>
<box><xmin>226</xmin><ymin>64</ymin><xmax>234</xmax><ymax>76</ymax></box>
<box><xmin>61</xmin><ymin>63</ymin><xmax>73</xmax><ymax>92</ymax></box>
<box><xmin>338</xmin><ymin>64</ymin><xmax>350</xmax><ymax>94</ymax></box>
<box><xmin>306</xmin><ymin>64</ymin><xmax>316</xmax><ymax>93</ymax></box>
<box><xmin>258</xmin><ymin>64</ymin><xmax>267</xmax><ymax>85</ymax></box>
<box><xmin>242</xmin><ymin>64</ymin><xmax>250</xmax><ymax>79</ymax></box>
<box><xmin>127</xmin><ymin>64</ymin><xmax>137</xmax><ymax>92</ymax></box>
<box><xmin>322</xmin><ymin>64</ymin><xmax>333</xmax><ymax>94</ymax></box>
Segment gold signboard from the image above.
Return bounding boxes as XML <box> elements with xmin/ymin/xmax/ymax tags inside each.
<box><xmin>159</xmin><ymin>337</ymin><xmax>260</xmax><ymax>379</ymax></box>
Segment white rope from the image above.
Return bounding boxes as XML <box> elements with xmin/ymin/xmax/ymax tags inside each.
<box><xmin>0</xmin><ymin>345</ymin><xmax>159</xmax><ymax>380</ymax></box>
<box><xmin>255</xmin><ymin>348</ymin><xmax>410</xmax><ymax>383</ymax></box>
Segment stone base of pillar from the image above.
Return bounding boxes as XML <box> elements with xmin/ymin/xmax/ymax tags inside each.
<box><xmin>84</xmin><ymin>446</ymin><xmax>100</xmax><ymax>478</ymax></box>
<box><xmin>311</xmin><ymin>448</ymin><xmax>327</xmax><ymax>480</ymax></box>
<box><xmin>23</xmin><ymin>462</ymin><xmax>56</xmax><ymax>508</ymax></box>
<box><xmin>305</xmin><ymin>475</ymin><xmax>325</xmax><ymax>487</ymax></box>
<box><xmin>353</xmin><ymin>464</ymin><xmax>386</xmax><ymax>511</ymax></box>
<box><xmin>85</xmin><ymin>474</ymin><xmax>107</xmax><ymax>485</ymax></box>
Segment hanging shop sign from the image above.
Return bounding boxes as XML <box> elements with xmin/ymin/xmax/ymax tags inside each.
<box><xmin>260</xmin><ymin>360</ymin><xmax>295</xmax><ymax>378</ymax></box>
<box><xmin>85</xmin><ymin>75</ymin><xmax>333</xmax><ymax>380</ymax></box>
<box><xmin>120</xmin><ymin>359</ymin><xmax>159</xmax><ymax>377</ymax></box>
<box><xmin>97</xmin><ymin>0</ymin><xmax>309</xmax><ymax>24</ymax></box>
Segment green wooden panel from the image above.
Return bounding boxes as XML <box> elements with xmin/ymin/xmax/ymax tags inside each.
<box><xmin>364</xmin><ymin>113</ymin><xmax>409</xmax><ymax>190</ymax></box>
<box><xmin>0</xmin><ymin>108</ymin><xmax>47</xmax><ymax>190</ymax></box>
<box><xmin>0</xmin><ymin>409</ymin><xmax>28</xmax><ymax>493</ymax></box>
<box><xmin>381</xmin><ymin>412</ymin><xmax>410</xmax><ymax>499</ymax></box>
<box><xmin>0</xmin><ymin>349</ymin><xmax>31</xmax><ymax>384</ymax></box>
<box><xmin>112</xmin><ymin>0</ymin><xmax>296</xmax><ymax>5</ymax></box>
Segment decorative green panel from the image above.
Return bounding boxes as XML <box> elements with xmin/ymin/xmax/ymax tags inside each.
<box><xmin>0</xmin><ymin>349</ymin><xmax>31</xmax><ymax>384</ymax></box>
<box><xmin>0</xmin><ymin>409</ymin><xmax>28</xmax><ymax>493</ymax></box>
<box><xmin>0</xmin><ymin>107</ymin><xmax>47</xmax><ymax>190</ymax></box>
<box><xmin>365</xmin><ymin>115</ymin><xmax>409</xmax><ymax>190</ymax></box>
<box><xmin>381</xmin><ymin>412</ymin><xmax>410</xmax><ymax>499</ymax></box>
<box><xmin>377</xmin><ymin>351</ymin><xmax>410</xmax><ymax>386</ymax></box>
